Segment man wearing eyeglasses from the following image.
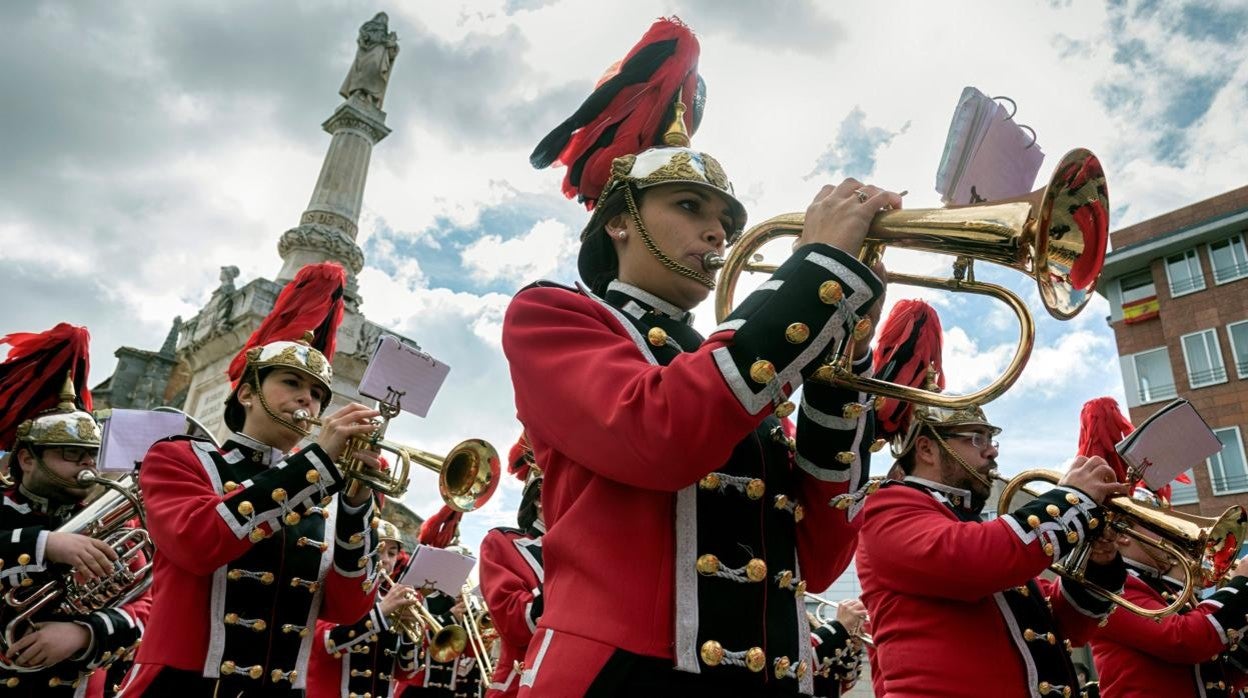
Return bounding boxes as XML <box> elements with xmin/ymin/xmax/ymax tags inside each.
<box><xmin>856</xmin><ymin>399</ymin><xmax>1131</xmax><ymax>698</ymax></box>
<box><xmin>0</xmin><ymin>323</ymin><xmax>149</xmax><ymax>696</ymax></box>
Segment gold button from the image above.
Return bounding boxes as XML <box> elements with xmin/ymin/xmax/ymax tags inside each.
<box><xmin>842</xmin><ymin>403</ymin><xmax>864</xmax><ymax>419</ymax></box>
<box><xmin>774</xmin><ymin>494</ymin><xmax>790</xmax><ymax>510</ymax></box>
<box><xmin>746</xmin><ymin>647</ymin><xmax>766</xmax><ymax>672</ymax></box>
<box><xmin>1039</xmin><ymin>681</ymin><xmax>1052</xmax><ymax>695</ymax></box>
<box><xmin>818</xmin><ymin>280</ymin><xmax>843</xmax><ymax>305</ymax></box>
<box><xmin>1024</xmin><ymin>628</ymin><xmax>1037</xmax><ymax>641</ymax></box>
<box><xmin>647</xmin><ymin>327</ymin><xmax>668</xmax><ymax>347</ymax></box>
<box><xmin>1066</xmin><ymin>530</ymin><xmax>1079</xmax><ymax>544</ymax></box>
<box><xmin>852</xmin><ymin>318</ymin><xmax>872</xmax><ymax>341</ymax></box>
<box><xmin>1027</xmin><ymin>515</ymin><xmax>1041</xmax><ymax>529</ymax></box>
<box><xmin>285</xmin><ymin>511</ymin><xmax>302</xmax><ymax>526</ymax></box>
<box><xmin>811</xmin><ymin>365</ymin><xmax>836</xmax><ymax>383</ymax></box>
<box><xmin>349</xmin><ymin>533</ymin><xmax>363</xmax><ymax>545</ymax></box>
<box><xmin>225</xmin><ymin>613</ymin><xmax>239</xmax><ymax>625</ymax></box>
<box><xmin>835</xmin><ymin>451</ymin><xmax>855</xmax><ymax>464</ymax></box>
<box><xmin>777</xmin><ymin>570</ymin><xmax>793</xmax><ymax>588</ymax></box>
<box><xmin>249</xmin><ymin>529</ymin><xmax>266</xmax><ymax>543</ymax></box>
<box><xmin>873</xmin><ymin>395</ymin><xmax>886</xmax><ymax>410</ymax></box>
<box><xmin>700</xmin><ymin>640</ymin><xmax>724</xmax><ymax>666</ymax></box>
<box><xmin>253</xmin><ymin>620</ymin><xmax>267</xmax><ymax>632</ymax></box>
<box><xmin>261</xmin><ymin>572</ymin><xmax>275</xmax><ymax>585</ymax></box>
<box><xmin>1065</xmin><ymin>493</ymin><xmax>1080</xmax><ymax>505</ymax></box>
<box><xmin>17</xmin><ymin>554</ymin><xmax>30</xmax><ymax>565</ymax></box>
<box><xmin>745</xmin><ymin>558</ymin><xmax>767</xmax><ymax>582</ymax></box>
<box><xmin>867</xmin><ymin>480</ymin><xmax>881</xmax><ymax>494</ymax></box>
<box><xmin>1045</xmin><ymin>504</ymin><xmax>1060</xmax><ymax>517</ymax></box>
<box><xmin>224</xmin><ymin>481</ymin><xmax>239</xmax><ymax>492</ymax></box>
<box><xmin>272</xmin><ymin>488</ymin><xmax>288</xmax><ymax>503</ymax></box>
<box><xmin>746</xmin><ymin>479</ymin><xmax>765</xmax><ymax>500</ymax></box>
<box><xmin>869</xmin><ymin>438</ymin><xmax>887</xmax><ymax>452</ymax></box>
<box><xmin>49</xmin><ymin>678</ymin><xmax>62</xmax><ymax>688</ymax></box>
<box><xmin>793</xmin><ymin>504</ymin><xmax>805</xmax><ymax>522</ymax></box>
<box><xmin>228</xmin><ymin>570</ymin><xmax>242</xmax><ymax>581</ymax></box>
<box><xmin>774</xmin><ymin>400</ymin><xmax>795</xmax><ymax>418</ymax></box>
<box><xmin>794</xmin><ymin>580</ymin><xmax>807</xmax><ymax>597</ymax></box>
<box><xmin>696</xmin><ymin>554</ymin><xmax>720</xmax><ymax>575</ymax></box>
<box><xmin>1089</xmin><ymin>517</ymin><xmax>1099</xmax><ymax>529</ymax></box>
<box><xmin>785</xmin><ymin>323</ymin><xmax>810</xmax><ymax>344</ymax></box>
<box><xmin>835</xmin><ymin>497</ymin><xmax>853</xmax><ymax>510</ymax></box>
<box><xmin>271</xmin><ymin>670</ymin><xmax>284</xmax><ymax>683</ymax></box>
<box><xmin>306</xmin><ymin>470</ymin><xmax>320</xmax><ymax>483</ymax></box>
<box><xmin>1016</xmin><ymin>585</ymin><xmax>1030</xmax><ymax>596</ymax></box>
<box><xmin>750</xmin><ymin>360</ymin><xmax>776</xmax><ymax>384</ymax></box>
<box><xmin>699</xmin><ymin>473</ymin><xmax>722</xmax><ymax>490</ymax></box>
<box><xmin>795</xmin><ymin>661</ymin><xmax>808</xmax><ymax>680</ymax></box>
<box><xmin>237</xmin><ymin>501</ymin><xmax>254</xmax><ymax>516</ymax></box>
<box><xmin>248</xmin><ymin>665</ymin><xmax>263</xmax><ymax>679</ymax></box>
<box><xmin>1043</xmin><ymin>543</ymin><xmax>1055</xmax><ymax>556</ymax></box>
<box><xmin>3</xmin><ymin>677</ymin><xmax>16</xmax><ymax>688</ymax></box>
<box><xmin>221</xmin><ymin>661</ymin><xmax>237</xmax><ymax>675</ymax></box>
<box><xmin>773</xmin><ymin>656</ymin><xmax>791</xmax><ymax>679</ymax></box>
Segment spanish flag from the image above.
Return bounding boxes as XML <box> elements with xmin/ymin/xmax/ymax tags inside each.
<box><xmin>1123</xmin><ymin>295</ymin><xmax>1160</xmax><ymax>324</ymax></box>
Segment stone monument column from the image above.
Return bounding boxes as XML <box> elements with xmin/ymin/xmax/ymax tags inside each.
<box><xmin>277</xmin><ymin>12</ymin><xmax>399</xmax><ymax>308</ymax></box>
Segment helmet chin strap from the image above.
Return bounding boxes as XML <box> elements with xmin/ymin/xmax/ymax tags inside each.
<box><xmin>250</xmin><ymin>366</ymin><xmax>313</xmax><ymax>438</ymax></box>
<box><xmin>622</xmin><ymin>185</ymin><xmax>717</xmax><ymax>290</ymax></box>
<box><xmin>31</xmin><ymin>455</ymin><xmax>92</xmax><ymax>501</ymax></box>
<box><xmin>927</xmin><ymin>428</ymin><xmax>994</xmax><ymax>491</ymax></box>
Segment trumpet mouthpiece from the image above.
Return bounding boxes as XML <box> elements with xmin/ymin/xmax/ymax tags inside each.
<box><xmin>292</xmin><ymin>409</ymin><xmax>314</xmax><ymax>424</ymax></box>
<box><xmin>702</xmin><ymin>251</ymin><xmax>726</xmax><ymax>271</ymax></box>
<box><xmin>76</xmin><ymin>470</ymin><xmax>101</xmax><ymax>485</ymax></box>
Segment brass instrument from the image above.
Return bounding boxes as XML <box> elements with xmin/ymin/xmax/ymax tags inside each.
<box><xmin>294</xmin><ymin>398</ymin><xmax>500</xmax><ymax>510</ymax></box>
<box><xmin>997</xmin><ymin>469</ymin><xmax>1248</xmax><ymax>618</ymax></box>
<box><xmin>805</xmin><ymin>593</ymin><xmax>873</xmax><ymax>647</ymax></box>
<box><xmin>0</xmin><ymin>470</ymin><xmax>152</xmax><ymax>672</ymax></box>
<box><xmin>712</xmin><ymin>149</ymin><xmax>1109</xmax><ymax>409</ymax></box>
<box><xmin>379</xmin><ymin>572</ymin><xmax>469</xmax><ymax>663</ymax></box>
<box><xmin>461</xmin><ymin>584</ymin><xmax>497</xmax><ymax>680</ymax></box>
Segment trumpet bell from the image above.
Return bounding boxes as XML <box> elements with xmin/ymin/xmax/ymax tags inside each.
<box><xmin>1191</xmin><ymin>506</ymin><xmax>1248</xmax><ymax>586</ymax></box>
<box><xmin>1028</xmin><ymin>148</ymin><xmax>1109</xmax><ymax>319</ymax></box>
<box><xmin>438</xmin><ymin>439</ymin><xmax>501</xmax><ymax>513</ymax></box>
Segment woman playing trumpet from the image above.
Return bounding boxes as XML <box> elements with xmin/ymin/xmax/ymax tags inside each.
<box><xmin>117</xmin><ymin>263</ymin><xmax>388</xmax><ymax>697</ymax></box>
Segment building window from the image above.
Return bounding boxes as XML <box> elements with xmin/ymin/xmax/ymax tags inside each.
<box><xmin>1129</xmin><ymin>347</ymin><xmax>1177</xmax><ymax>404</ymax></box>
<box><xmin>1180</xmin><ymin>329</ymin><xmax>1228</xmax><ymax>388</ymax></box>
<box><xmin>1119</xmin><ymin>268</ymin><xmax>1156</xmax><ymax>305</ymax></box>
<box><xmin>1229</xmin><ymin>321</ymin><xmax>1248</xmax><ymax>379</ymax></box>
<box><xmin>1169</xmin><ymin>469</ymin><xmax>1198</xmax><ymax>505</ymax></box>
<box><xmin>1164</xmin><ymin>249</ymin><xmax>1205</xmax><ymax>296</ymax></box>
<box><xmin>1209</xmin><ymin>427</ymin><xmax>1248</xmax><ymax>495</ymax></box>
<box><xmin>1209</xmin><ymin>234</ymin><xmax>1248</xmax><ymax>284</ymax></box>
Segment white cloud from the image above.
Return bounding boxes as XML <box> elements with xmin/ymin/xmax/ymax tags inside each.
<box><xmin>460</xmin><ymin>218</ymin><xmax>578</xmax><ymax>285</ymax></box>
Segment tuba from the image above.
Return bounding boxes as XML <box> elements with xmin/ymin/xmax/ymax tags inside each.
<box><xmin>294</xmin><ymin>401</ymin><xmax>500</xmax><ymax>511</ymax></box>
<box><xmin>0</xmin><ymin>471</ymin><xmax>152</xmax><ymax>672</ymax></box>
<box><xmin>997</xmin><ymin>469</ymin><xmax>1248</xmax><ymax>618</ymax></box>
<box><xmin>711</xmin><ymin>149</ymin><xmax>1109</xmax><ymax>409</ymax></box>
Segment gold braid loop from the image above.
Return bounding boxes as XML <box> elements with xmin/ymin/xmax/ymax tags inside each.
<box><xmin>623</xmin><ymin>185</ymin><xmax>716</xmax><ymax>290</ymax></box>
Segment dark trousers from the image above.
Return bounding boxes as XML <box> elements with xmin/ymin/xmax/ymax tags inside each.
<box><xmin>586</xmin><ymin>650</ymin><xmax>800</xmax><ymax>698</ymax></box>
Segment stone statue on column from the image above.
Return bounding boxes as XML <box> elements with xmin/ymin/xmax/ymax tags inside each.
<box><xmin>339</xmin><ymin>12</ymin><xmax>399</xmax><ymax>110</ymax></box>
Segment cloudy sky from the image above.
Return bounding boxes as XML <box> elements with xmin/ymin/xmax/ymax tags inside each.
<box><xmin>3</xmin><ymin>0</ymin><xmax>1247</xmax><ymax>557</ymax></box>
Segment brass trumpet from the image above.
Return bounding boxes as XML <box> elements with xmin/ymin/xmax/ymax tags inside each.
<box><xmin>293</xmin><ymin>404</ymin><xmax>500</xmax><ymax>511</ymax></box>
<box><xmin>997</xmin><ymin>469</ymin><xmax>1248</xmax><ymax>618</ymax></box>
<box><xmin>462</xmin><ymin>584</ymin><xmax>497</xmax><ymax>679</ymax></box>
<box><xmin>805</xmin><ymin>594</ymin><xmax>873</xmax><ymax>647</ymax></box>
<box><xmin>381</xmin><ymin>572</ymin><xmax>468</xmax><ymax>662</ymax></box>
<box><xmin>711</xmin><ymin>149</ymin><xmax>1109</xmax><ymax>409</ymax></box>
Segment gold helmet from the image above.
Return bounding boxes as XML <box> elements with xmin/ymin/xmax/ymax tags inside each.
<box><xmin>15</xmin><ymin>375</ymin><xmax>100</xmax><ymax>450</ymax></box>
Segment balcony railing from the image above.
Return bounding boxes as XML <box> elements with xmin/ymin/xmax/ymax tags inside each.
<box><xmin>1213</xmin><ymin>259</ymin><xmax>1248</xmax><ymax>284</ymax></box>
<box><xmin>1138</xmin><ymin>382</ymin><xmax>1177</xmax><ymax>403</ymax></box>
<box><xmin>1169</xmin><ymin>275</ymin><xmax>1204</xmax><ymax>295</ymax></box>
<box><xmin>1189</xmin><ymin>366</ymin><xmax>1228</xmax><ymax>386</ymax></box>
<box><xmin>1212</xmin><ymin>472</ymin><xmax>1248</xmax><ymax>495</ymax></box>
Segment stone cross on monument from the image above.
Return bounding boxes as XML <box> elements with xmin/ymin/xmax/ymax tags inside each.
<box><xmin>277</xmin><ymin>12</ymin><xmax>400</xmax><ymax>309</ymax></box>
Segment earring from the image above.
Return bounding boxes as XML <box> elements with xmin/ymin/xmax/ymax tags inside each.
<box><xmin>615</xmin><ymin>230</ymin><xmax>627</xmax><ymax>240</ymax></box>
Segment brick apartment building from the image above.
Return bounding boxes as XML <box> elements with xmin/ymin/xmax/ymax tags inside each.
<box><xmin>1097</xmin><ymin>185</ymin><xmax>1248</xmax><ymax>516</ymax></box>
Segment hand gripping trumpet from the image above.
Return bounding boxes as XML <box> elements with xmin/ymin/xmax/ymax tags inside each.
<box><xmin>709</xmin><ymin>149</ymin><xmax>1110</xmax><ymax>410</ymax></box>
<box><xmin>997</xmin><ymin>469</ymin><xmax>1248</xmax><ymax>619</ymax></box>
<box><xmin>379</xmin><ymin>571</ymin><xmax>468</xmax><ymax>663</ymax></box>
<box><xmin>294</xmin><ymin>390</ymin><xmax>500</xmax><ymax>511</ymax></box>
<box><xmin>0</xmin><ymin>470</ymin><xmax>152</xmax><ymax>672</ymax></box>
<box><xmin>804</xmin><ymin>594</ymin><xmax>874</xmax><ymax>648</ymax></box>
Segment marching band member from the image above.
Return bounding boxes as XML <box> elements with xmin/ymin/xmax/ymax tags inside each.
<box><xmin>0</xmin><ymin>324</ymin><xmax>149</xmax><ymax>697</ymax></box>
<box><xmin>480</xmin><ymin>435</ymin><xmax>544</xmax><ymax>698</ymax></box>
<box><xmin>809</xmin><ymin>600</ymin><xmax>867</xmax><ymax>698</ymax></box>
<box><xmin>1080</xmin><ymin>397</ymin><xmax>1248</xmax><ymax>698</ymax></box>
<box><xmin>857</xmin><ymin>300</ymin><xmax>1130</xmax><ymax>698</ymax></box>
<box><xmin>307</xmin><ymin>519</ymin><xmax>421</xmax><ymax>698</ymax></box>
<box><xmin>505</xmin><ymin>17</ymin><xmax>892</xmax><ymax>695</ymax></box>
<box><xmin>117</xmin><ymin>263</ymin><xmax>384</xmax><ymax>696</ymax></box>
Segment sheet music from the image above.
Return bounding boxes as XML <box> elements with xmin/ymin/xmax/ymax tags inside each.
<box><xmin>1115</xmin><ymin>399</ymin><xmax>1222</xmax><ymax>490</ymax></box>
<box><xmin>358</xmin><ymin>335</ymin><xmax>451</xmax><ymax>417</ymax></box>
<box><xmin>935</xmin><ymin>86</ymin><xmax>1044</xmax><ymax>205</ymax></box>
<box><xmin>99</xmin><ymin>409</ymin><xmax>188</xmax><ymax>472</ymax></box>
<box><xmin>399</xmin><ymin>544</ymin><xmax>476</xmax><ymax>595</ymax></box>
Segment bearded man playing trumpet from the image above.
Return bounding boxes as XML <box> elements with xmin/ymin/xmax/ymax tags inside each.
<box><xmin>0</xmin><ymin>323</ymin><xmax>149</xmax><ymax>696</ymax></box>
<box><xmin>116</xmin><ymin>263</ymin><xmax>387</xmax><ymax>697</ymax></box>
<box><xmin>856</xmin><ymin>299</ymin><xmax>1130</xmax><ymax>698</ymax></box>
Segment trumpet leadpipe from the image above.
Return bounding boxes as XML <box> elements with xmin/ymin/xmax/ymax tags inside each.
<box><xmin>291</xmin><ymin>409</ymin><xmax>324</xmax><ymax>427</ymax></box>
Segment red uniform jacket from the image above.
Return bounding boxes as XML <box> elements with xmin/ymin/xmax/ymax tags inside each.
<box><xmin>1089</xmin><ymin>564</ymin><xmax>1248</xmax><ymax>698</ymax></box>
<box><xmin>503</xmin><ymin>244</ymin><xmax>885</xmax><ymax>695</ymax></box>
<box><xmin>306</xmin><ymin>603</ymin><xmax>418</xmax><ymax>698</ymax></box>
<box><xmin>479</xmin><ymin>527</ymin><xmax>543</xmax><ymax>698</ymax></box>
<box><xmin>117</xmin><ymin>436</ymin><xmax>378</xmax><ymax>695</ymax></box>
<box><xmin>858</xmin><ymin>478</ymin><xmax>1120</xmax><ymax>698</ymax></box>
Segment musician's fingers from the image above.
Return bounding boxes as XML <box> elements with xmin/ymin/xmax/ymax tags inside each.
<box><xmin>80</xmin><ymin>550</ymin><xmax>113</xmax><ymax>579</ymax></box>
<box><xmin>90</xmin><ymin>537</ymin><xmax>120</xmax><ymax>561</ymax></box>
<box><xmin>9</xmin><ymin>631</ymin><xmax>36</xmax><ymax>656</ymax></box>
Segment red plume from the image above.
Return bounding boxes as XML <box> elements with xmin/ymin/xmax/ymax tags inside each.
<box><xmin>872</xmin><ymin>300</ymin><xmax>944</xmax><ymax>439</ymax></box>
<box><xmin>508</xmin><ymin>431</ymin><xmax>534</xmax><ymax>483</ymax></box>
<box><xmin>226</xmin><ymin>263</ymin><xmax>347</xmax><ymax>385</ymax></box>
<box><xmin>1077</xmin><ymin>397</ymin><xmax>1135</xmax><ymax>483</ymax></box>
<box><xmin>0</xmin><ymin>323</ymin><xmax>92</xmax><ymax>450</ymax></box>
<box><xmin>419</xmin><ymin>505</ymin><xmax>463</xmax><ymax>549</ymax></box>
<box><xmin>530</xmin><ymin>17</ymin><xmax>701</xmax><ymax>205</ymax></box>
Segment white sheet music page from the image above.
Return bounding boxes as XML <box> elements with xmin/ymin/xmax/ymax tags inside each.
<box><xmin>400</xmin><ymin>545</ymin><xmax>477</xmax><ymax>595</ymax></box>
<box><xmin>1115</xmin><ymin>399</ymin><xmax>1222</xmax><ymax>490</ymax></box>
<box><xmin>99</xmin><ymin>408</ymin><xmax>188</xmax><ymax>472</ymax></box>
<box><xmin>358</xmin><ymin>335</ymin><xmax>450</xmax><ymax>417</ymax></box>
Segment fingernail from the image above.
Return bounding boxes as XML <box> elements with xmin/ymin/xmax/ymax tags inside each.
<box><xmin>897</xmin><ymin>190</ymin><xmax>909</xmax><ymax>197</ymax></box>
